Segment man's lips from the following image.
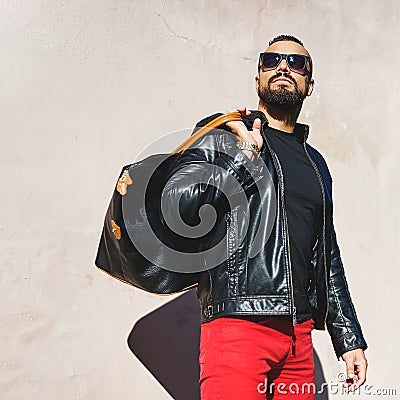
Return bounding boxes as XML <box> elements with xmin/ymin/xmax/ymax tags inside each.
<box><xmin>272</xmin><ymin>77</ymin><xmax>293</xmax><ymax>84</ymax></box>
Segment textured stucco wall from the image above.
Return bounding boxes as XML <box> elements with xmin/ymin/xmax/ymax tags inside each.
<box><xmin>1</xmin><ymin>1</ymin><xmax>399</xmax><ymax>399</ymax></box>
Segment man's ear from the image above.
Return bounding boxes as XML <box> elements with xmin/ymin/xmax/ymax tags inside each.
<box><xmin>307</xmin><ymin>78</ymin><xmax>314</xmax><ymax>97</ymax></box>
<box><xmin>255</xmin><ymin>74</ymin><xmax>259</xmax><ymax>92</ymax></box>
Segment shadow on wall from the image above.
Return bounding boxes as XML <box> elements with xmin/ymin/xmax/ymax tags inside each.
<box><xmin>128</xmin><ymin>290</ymin><xmax>328</xmax><ymax>400</ymax></box>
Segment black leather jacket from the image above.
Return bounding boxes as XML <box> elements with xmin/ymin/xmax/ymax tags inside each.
<box><xmin>164</xmin><ymin>110</ymin><xmax>367</xmax><ymax>359</ymax></box>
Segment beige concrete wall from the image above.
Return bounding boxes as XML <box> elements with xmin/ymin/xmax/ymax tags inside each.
<box><xmin>1</xmin><ymin>0</ymin><xmax>399</xmax><ymax>398</ymax></box>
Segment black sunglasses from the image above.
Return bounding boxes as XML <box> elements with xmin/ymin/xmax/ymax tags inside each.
<box><xmin>259</xmin><ymin>52</ymin><xmax>312</xmax><ymax>78</ymax></box>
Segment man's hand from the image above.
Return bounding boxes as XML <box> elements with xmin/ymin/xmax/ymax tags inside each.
<box><xmin>225</xmin><ymin>107</ymin><xmax>264</xmax><ymax>161</ymax></box>
<box><xmin>341</xmin><ymin>348</ymin><xmax>368</xmax><ymax>392</ymax></box>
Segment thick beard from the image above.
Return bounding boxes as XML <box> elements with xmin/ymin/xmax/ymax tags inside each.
<box><xmin>258</xmin><ymin>76</ymin><xmax>307</xmax><ymax>110</ymax></box>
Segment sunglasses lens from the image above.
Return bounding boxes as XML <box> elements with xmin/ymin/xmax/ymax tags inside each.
<box><xmin>260</xmin><ymin>53</ymin><xmax>311</xmax><ymax>76</ymax></box>
<box><xmin>288</xmin><ymin>55</ymin><xmax>306</xmax><ymax>72</ymax></box>
<box><xmin>261</xmin><ymin>53</ymin><xmax>281</xmax><ymax>69</ymax></box>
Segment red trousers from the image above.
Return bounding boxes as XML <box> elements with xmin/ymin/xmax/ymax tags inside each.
<box><xmin>199</xmin><ymin>316</ymin><xmax>315</xmax><ymax>400</ymax></box>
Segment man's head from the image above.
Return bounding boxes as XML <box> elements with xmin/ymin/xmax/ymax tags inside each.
<box><xmin>255</xmin><ymin>35</ymin><xmax>314</xmax><ymax>111</ymax></box>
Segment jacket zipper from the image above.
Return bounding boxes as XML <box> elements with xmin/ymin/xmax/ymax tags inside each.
<box><xmin>303</xmin><ymin>143</ymin><xmax>329</xmax><ymax>323</ymax></box>
<box><xmin>264</xmin><ymin>136</ymin><xmax>296</xmax><ymax>325</ymax></box>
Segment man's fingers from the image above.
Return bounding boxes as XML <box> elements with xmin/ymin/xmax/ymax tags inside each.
<box><xmin>225</xmin><ymin>120</ymin><xmax>246</xmax><ymax>134</ymax></box>
<box><xmin>344</xmin><ymin>355</ymin><xmax>355</xmax><ymax>378</ymax></box>
<box><xmin>342</xmin><ymin>349</ymin><xmax>368</xmax><ymax>392</ymax></box>
<box><xmin>224</xmin><ymin>108</ymin><xmax>264</xmax><ymax>150</ymax></box>
<box><xmin>236</xmin><ymin>106</ymin><xmax>251</xmax><ymax>116</ymax></box>
<box><xmin>343</xmin><ymin>358</ymin><xmax>356</xmax><ymax>388</ymax></box>
<box><xmin>225</xmin><ymin>107</ymin><xmax>251</xmax><ymax>116</ymax></box>
<box><xmin>354</xmin><ymin>361</ymin><xmax>367</xmax><ymax>388</ymax></box>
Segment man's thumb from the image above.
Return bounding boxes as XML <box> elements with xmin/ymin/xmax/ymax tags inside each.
<box><xmin>251</xmin><ymin>118</ymin><xmax>263</xmax><ymax>149</ymax></box>
<box><xmin>252</xmin><ymin>118</ymin><xmax>262</xmax><ymax>132</ymax></box>
<box><xmin>346</xmin><ymin>363</ymin><xmax>355</xmax><ymax>379</ymax></box>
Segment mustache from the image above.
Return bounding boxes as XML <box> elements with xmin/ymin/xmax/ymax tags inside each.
<box><xmin>268</xmin><ymin>73</ymin><xmax>297</xmax><ymax>87</ymax></box>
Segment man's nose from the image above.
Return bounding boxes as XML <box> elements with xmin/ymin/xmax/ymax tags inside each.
<box><xmin>276</xmin><ymin>58</ymin><xmax>290</xmax><ymax>73</ymax></box>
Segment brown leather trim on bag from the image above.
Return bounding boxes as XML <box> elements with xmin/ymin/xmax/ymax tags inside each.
<box><xmin>116</xmin><ymin>169</ymin><xmax>133</xmax><ymax>195</ymax></box>
<box><xmin>172</xmin><ymin>111</ymin><xmax>242</xmax><ymax>154</ymax></box>
<box><xmin>111</xmin><ymin>219</ymin><xmax>121</xmax><ymax>240</ymax></box>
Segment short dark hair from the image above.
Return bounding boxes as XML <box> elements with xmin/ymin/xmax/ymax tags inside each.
<box><xmin>269</xmin><ymin>34</ymin><xmax>304</xmax><ymax>47</ymax></box>
<box><xmin>261</xmin><ymin>34</ymin><xmax>313</xmax><ymax>79</ymax></box>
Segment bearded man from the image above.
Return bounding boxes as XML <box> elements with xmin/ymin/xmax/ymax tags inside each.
<box><xmin>176</xmin><ymin>34</ymin><xmax>369</xmax><ymax>400</ymax></box>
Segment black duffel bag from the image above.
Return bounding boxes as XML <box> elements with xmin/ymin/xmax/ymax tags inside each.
<box><xmin>95</xmin><ymin>112</ymin><xmax>242</xmax><ymax>295</ymax></box>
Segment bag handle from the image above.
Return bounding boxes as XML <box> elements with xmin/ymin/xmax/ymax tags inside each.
<box><xmin>172</xmin><ymin>111</ymin><xmax>242</xmax><ymax>154</ymax></box>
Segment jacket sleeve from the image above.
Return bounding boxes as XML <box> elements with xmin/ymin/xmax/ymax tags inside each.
<box><xmin>326</xmin><ymin>223</ymin><xmax>368</xmax><ymax>360</ymax></box>
<box><xmin>156</xmin><ymin>114</ymin><xmax>262</xmax><ymax>254</ymax></box>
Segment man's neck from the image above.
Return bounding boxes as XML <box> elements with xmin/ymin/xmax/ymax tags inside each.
<box><xmin>257</xmin><ymin>101</ymin><xmax>302</xmax><ymax>133</ymax></box>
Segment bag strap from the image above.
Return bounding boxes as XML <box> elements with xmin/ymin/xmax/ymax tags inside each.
<box><xmin>172</xmin><ymin>111</ymin><xmax>242</xmax><ymax>154</ymax></box>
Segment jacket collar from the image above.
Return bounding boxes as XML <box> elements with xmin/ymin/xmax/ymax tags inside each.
<box><xmin>246</xmin><ymin>109</ymin><xmax>310</xmax><ymax>143</ymax></box>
